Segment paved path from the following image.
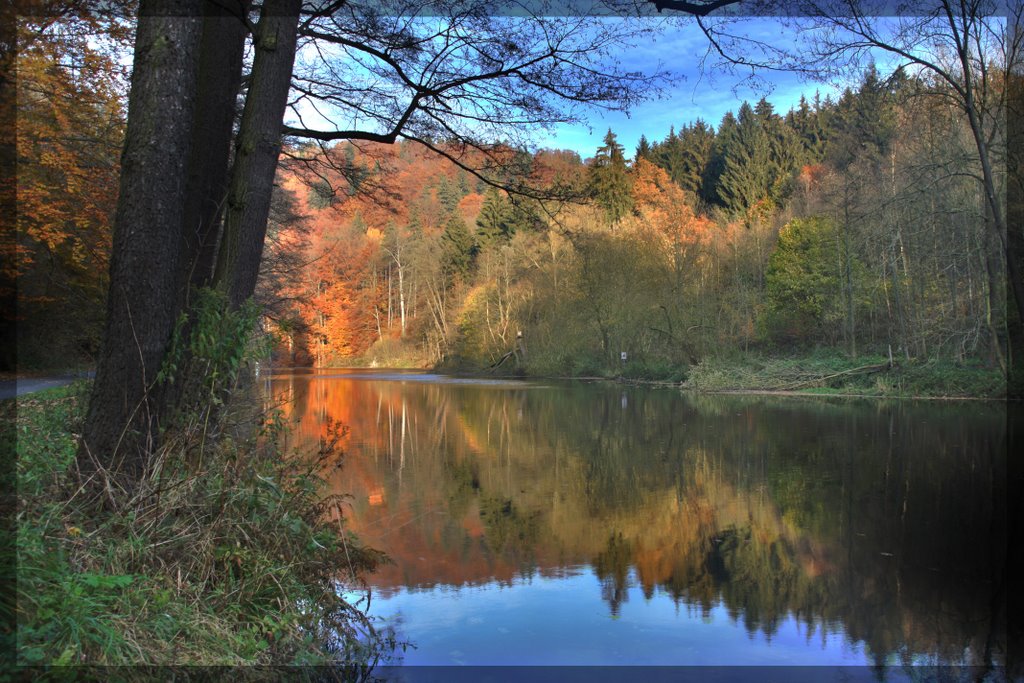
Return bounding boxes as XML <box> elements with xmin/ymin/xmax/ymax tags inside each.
<box><xmin>0</xmin><ymin>373</ymin><xmax>92</xmax><ymax>401</ymax></box>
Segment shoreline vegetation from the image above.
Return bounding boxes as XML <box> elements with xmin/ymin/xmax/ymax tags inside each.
<box><xmin>11</xmin><ymin>350</ymin><xmax>1008</xmax><ymax>401</ymax></box>
<box><xmin>337</xmin><ymin>349</ymin><xmax>1007</xmax><ymax>400</ymax></box>
<box><xmin>575</xmin><ymin>353</ymin><xmax>1005</xmax><ymax>400</ymax></box>
<box><xmin>10</xmin><ymin>381</ymin><xmax>395</xmax><ymax>668</ymax></box>
<box><xmin>7</xmin><ymin>351</ymin><xmax>1002</xmax><ymax>666</ymax></box>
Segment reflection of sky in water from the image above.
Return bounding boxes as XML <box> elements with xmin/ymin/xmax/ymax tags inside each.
<box><xmin>291</xmin><ymin>373</ymin><xmax>1006</xmax><ymax>675</ymax></box>
<box><xmin>360</xmin><ymin>569</ymin><xmax>871</xmax><ymax>666</ymax></box>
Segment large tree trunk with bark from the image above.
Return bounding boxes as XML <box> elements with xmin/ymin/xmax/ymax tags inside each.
<box><xmin>78</xmin><ymin>1</ymin><xmax>204</xmax><ymax>485</ymax></box>
<box><xmin>213</xmin><ymin>0</ymin><xmax>300</xmax><ymax>309</ymax></box>
<box><xmin>159</xmin><ymin>0</ymin><xmax>251</xmax><ymax>423</ymax></box>
<box><xmin>179</xmin><ymin>0</ymin><xmax>251</xmax><ymax>298</ymax></box>
<box><xmin>79</xmin><ymin>0</ymin><xmax>302</xmax><ymax>488</ymax></box>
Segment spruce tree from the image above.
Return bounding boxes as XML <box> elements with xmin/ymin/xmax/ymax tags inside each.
<box><xmin>635</xmin><ymin>134</ymin><xmax>653</xmax><ymax>163</ymax></box>
<box><xmin>702</xmin><ymin>110</ymin><xmax>738</xmax><ymax>207</ymax></box>
<box><xmin>441</xmin><ymin>214</ymin><xmax>476</xmax><ymax>283</ymax></box>
<box><xmin>676</xmin><ymin>120</ymin><xmax>715</xmax><ymax>197</ymax></box>
<box><xmin>715</xmin><ymin>102</ymin><xmax>773</xmax><ymax>214</ymax></box>
<box><xmin>826</xmin><ymin>66</ymin><xmax>900</xmax><ymax>170</ymax></box>
<box><xmin>786</xmin><ymin>94</ymin><xmax>827</xmax><ymax>163</ymax></box>
<box><xmin>476</xmin><ymin>187</ymin><xmax>514</xmax><ymax>248</ymax></box>
<box><xmin>588</xmin><ymin>129</ymin><xmax>633</xmax><ymax>225</ymax></box>
<box><xmin>437</xmin><ymin>175</ymin><xmax>461</xmax><ymax>216</ymax></box>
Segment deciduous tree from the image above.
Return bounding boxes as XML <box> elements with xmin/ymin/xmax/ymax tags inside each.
<box><xmin>76</xmin><ymin>0</ymin><xmax>745</xmax><ymax>486</ymax></box>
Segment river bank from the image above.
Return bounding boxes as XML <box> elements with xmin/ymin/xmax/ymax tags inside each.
<box><xmin>10</xmin><ymin>381</ymin><xmax>389</xmax><ymax>667</ymax></box>
<box><xmin>453</xmin><ymin>351</ymin><xmax>1007</xmax><ymax>400</ymax></box>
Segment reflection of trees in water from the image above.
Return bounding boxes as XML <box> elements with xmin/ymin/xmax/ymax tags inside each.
<box><xmin>479</xmin><ymin>496</ymin><xmax>542</xmax><ymax>563</ymax></box>
<box><xmin>594</xmin><ymin>532</ymin><xmax>632</xmax><ymax>616</ymax></box>
<box><xmin>442</xmin><ymin>458</ymin><xmax>480</xmax><ymax>521</ymax></box>
<box><xmin>275</xmin><ymin>377</ymin><xmax>1006</xmax><ymax>670</ymax></box>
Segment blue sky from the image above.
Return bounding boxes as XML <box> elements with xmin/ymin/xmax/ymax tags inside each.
<box><xmin>536</xmin><ymin>18</ymin><xmax>864</xmax><ymax>160</ymax></box>
<box><xmin>289</xmin><ymin>15</ymin><xmax>905</xmax><ymax>162</ymax></box>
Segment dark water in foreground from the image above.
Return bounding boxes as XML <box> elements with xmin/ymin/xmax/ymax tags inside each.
<box><xmin>268</xmin><ymin>369</ymin><xmax>1008</xmax><ymax>676</ymax></box>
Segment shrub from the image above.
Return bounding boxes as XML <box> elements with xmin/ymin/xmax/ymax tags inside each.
<box><xmin>14</xmin><ymin>386</ymin><xmax>395</xmax><ymax>667</ymax></box>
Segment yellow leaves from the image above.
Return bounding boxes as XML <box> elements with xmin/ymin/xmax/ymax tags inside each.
<box><xmin>0</xmin><ymin>240</ymin><xmax>34</xmax><ymax>281</ymax></box>
<box><xmin>15</xmin><ymin>34</ymin><xmax>121</xmax><ymax>300</ymax></box>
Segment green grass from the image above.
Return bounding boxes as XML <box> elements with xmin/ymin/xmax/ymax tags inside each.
<box><xmin>684</xmin><ymin>351</ymin><xmax>1005</xmax><ymax>399</ymax></box>
<box><xmin>13</xmin><ymin>381</ymin><xmax>396</xmax><ymax>668</ymax></box>
<box><xmin>450</xmin><ymin>344</ymin><xmax>1003</xmax><ymax>398</ymax></box>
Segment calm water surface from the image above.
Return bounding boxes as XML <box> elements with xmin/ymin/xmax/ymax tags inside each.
<box><xmin>268</xmin><ymin>369</ymin><xmax>1007</xmax><ymax>674</ymax></box>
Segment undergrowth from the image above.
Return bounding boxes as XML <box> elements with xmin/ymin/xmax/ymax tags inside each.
<box><xmin>684</xmin><ymin>351</ymin><xmax>1005</xmax><ymax>398</ymax></box>
<box><xmin>14</xmin><ymin>292</ymin><xmax>398</xmax><ymax>672</ymax></box>
<box><xmin>471</xmin><ymin>345</ymin><xmax>1003</xmax><ymax>397</ymax></box>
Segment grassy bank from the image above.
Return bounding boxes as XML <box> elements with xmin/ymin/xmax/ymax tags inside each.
<box><xmin>10</xmin><ymin>382</ymin><xmax>392</xmax><ymax>668</ymax></box>
<box><xmin>683</xmin><ymin>352</ymin><xmax>1006</xmax><ymax>399</ymax></box>
<box><xmin>462</xmin><ymin>349</ymin><xmax>1005</xmax><ymax>399</ymax></box>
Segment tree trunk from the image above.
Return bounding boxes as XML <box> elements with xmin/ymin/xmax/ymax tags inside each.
<box><xmin>213</xmin><ymin>0</ymin><xmax>300</xmax><ymax>309</ymax></box>
<box><xmin>398</xmin><ymin>258</ymin><xmax>406</xmax><ymax>337</ymax></box>
<box><xmin>179</xmin><ymin>0</ymin><xmax>251</xmax><ymax>298</ymax></box>
<box><xmin>159</xmin><ymin>1</ymin><xmax>251</xmax><ymax>422</ymax></box>
<box><xmin>947</xmin><ymin>3</ymin><xmax>1023</xmax><ymax>339</ymax></box>
<box><xmin>841</xmin><ymin>197</ymin><xmax>856</xmax><ymax>357</ymax></box>
<box><xmin>78</xmin><ymin>1</ymin><xmax>203</xmax><ymax>484</ymax></box>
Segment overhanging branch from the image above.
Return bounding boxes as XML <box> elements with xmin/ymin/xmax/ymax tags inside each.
<box><xmin>650</xmin><ymin>0</ymin><xmax>741</xmax><ymax>15</ymax></box>
<box><xmin>282</xmin><ymin>125</ymin><xmax>399</xmax><ymax>143</ymax></box>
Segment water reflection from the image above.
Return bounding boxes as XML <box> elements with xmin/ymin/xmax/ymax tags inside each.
<box><xmin>270</xmin><ymin>370</ymin><xmax>1007</xmax><ymax>671</ymax></box>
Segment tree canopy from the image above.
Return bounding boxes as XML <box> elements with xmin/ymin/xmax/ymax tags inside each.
<box><xmin>70</xmin><ymin>0</ymin><xmax>744</xmax><ymax>486</ymax></box>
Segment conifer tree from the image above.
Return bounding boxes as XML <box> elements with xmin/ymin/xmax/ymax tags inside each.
<box><xmin>654</xmin><ymin>126</ymin><xmax>681</xmax><ymax>181</ymax></box>
<box><xmin>827</xmin><ymin>66</ymin><xmax>900</xmax><ymax>170</ymax></box>
<box><xmin>675</xmin><ymin>120</ymin><xmax>715</xmax><ymax>197</ymax></box>
<box><xmin>702</xmin><ymin>110</ymin><xmax>738</xmax><ymax>207</ymax></box>
<box><xmin>635</xmin><ymin>134</ymin><xmax>653</xmax><ymax>163</ymax></box>
<box><xmin>716</xmin><ymin>102</ymin><xmax>773</xmax><ymax>215</ymax></box>
<box><xmin>588</xmin><ymin>129</ymin><xmax>633</xmax><ymax>225</ymax></box>
<box><xmin>441</xmin><ymin>214</ymin><xmax>476</xmax><ymax>284</ymax></box>
<box><xmin>476</xmin><ymin>188</ymin><xmax>514</xmax><ymax>248</ymax></box>
<box><xmin>456</xmin><ymin>170</ymin><xmax>471</xmax><ymax>196</ymax></box>
<box><xmin>437</xmin><ymin>175</ymin><xmax>461</xmax><ymax>216</ymax></box>
<box><xmin>785</xmin><ymin>94</ymin><xmax>828</xmax><ymax>163</ymax></box>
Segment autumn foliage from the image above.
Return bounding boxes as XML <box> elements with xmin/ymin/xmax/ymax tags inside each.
<box><xmin>11</xmin><ymin>13</ymin><xmax>129</xmax><ymax>368</ymax></box>
<box><xmin>13</xmin><ymin>26</ymin><xmax>1005</xmax><ymax>377</ymax></box>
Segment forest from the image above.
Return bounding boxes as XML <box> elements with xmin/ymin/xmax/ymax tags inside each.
<box><xmin>5</xmin><ymin>0</ymin><xmax>1019</xmax><ymax>670</ymax></box>
<box><xmin>13</xmin><ymin>27</ymin><xmax>1015</xmax><ymax>390</ymax></box>
<box><xmin>254</xmin><ymin>66</ymin><xmax>1014</xmax><ymax>384</ymax></box>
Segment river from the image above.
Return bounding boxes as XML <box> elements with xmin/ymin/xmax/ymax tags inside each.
<box><xmin>267</xmin><ymin>368</ymin><xmax>1008</xmax><ymax>679</ymax></box>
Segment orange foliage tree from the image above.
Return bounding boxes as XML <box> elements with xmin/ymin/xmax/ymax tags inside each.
<box><xmin>11</xmin><ymin>11</ymin><xmax>129</xmax><ymax>367</ymax></box>
<box><xmin>630</xmin><ymin>159</ymin><xmax>713</xmax><ymax>282</ymax></box>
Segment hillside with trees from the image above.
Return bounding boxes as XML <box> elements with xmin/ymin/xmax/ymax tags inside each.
<box><xmin>10</xmin><ymin>16</ymin><xmax>1008</xmax><ymax>394</ymax></box>
<box><xmin>258</xmin><ymin>65</ymin><xmax>1008</xmax><ymax>391</ymax></box>
<box><xmin>8</xmin><ymin>0</ymin><xmax>1014</xmax><ymax>670</ymax></box>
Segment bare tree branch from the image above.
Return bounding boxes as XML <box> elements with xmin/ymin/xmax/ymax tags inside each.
<box><xmin>650</xmin><ymin>0</ymin><xmax>741</xmax><ymax>15</ymax></box>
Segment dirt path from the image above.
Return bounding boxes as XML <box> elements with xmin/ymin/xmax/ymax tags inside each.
<box><xmin>0</xmin><ymin>373</ymin><xmax>92</xmax><ymax>401</ymax></box>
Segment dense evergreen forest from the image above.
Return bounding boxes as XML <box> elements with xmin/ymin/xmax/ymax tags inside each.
<box><xmin>245</xmin><ymin>66</ymin><xmax>1010</xmax><ymax>381</ymax></box>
